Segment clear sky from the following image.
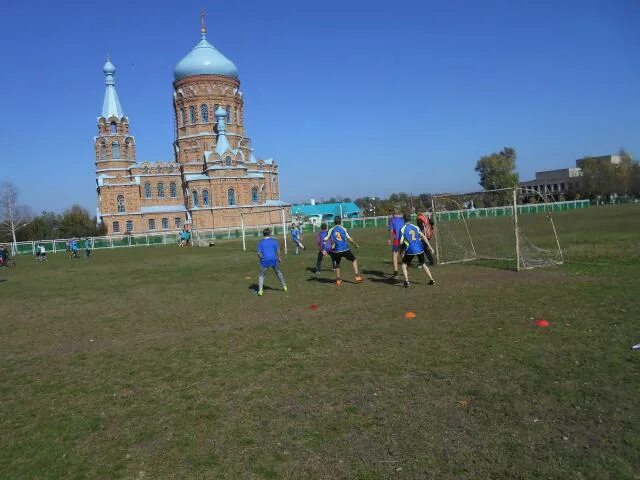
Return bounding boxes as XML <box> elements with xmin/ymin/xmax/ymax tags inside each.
<box><xmin>1</xmin><ymin>0</ymin><xmax>639</xmax><ymax>213</ymax></box>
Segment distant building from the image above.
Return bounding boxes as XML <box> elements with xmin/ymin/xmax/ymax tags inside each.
<box><xmin>95</xmin><ymin>15</ymin><xmax>288</xmax><ymax>235</ymax></box>
<box><xmin>520</xmin><ymin>154</ymin><xmax>622</xmax><ymax>200</ymax></box>
<box><xmin>291</xmin><ymin>202</ymin><xmax>361</xmax><ymax>225</ymax></box>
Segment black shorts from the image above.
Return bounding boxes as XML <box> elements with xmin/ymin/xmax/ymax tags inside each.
<box><xmin>329</xmin><ymin>250</ymin><xmax>356</xmax><ymax>266</ymax></box>
<box><xmin>403</xmin><ymin>253</ymin><xmax>425</xmax><ymax>265</ymax></box>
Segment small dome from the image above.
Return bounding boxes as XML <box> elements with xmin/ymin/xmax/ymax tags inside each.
<box><xmin>103</xmin><ymin>59</ymin><xmax>116</xmax><ymax>74</ymax></box>
<box><xmin>214</xmin><ymin>106</ymin><xmax>227</xmax><ymax>118</ymax></box>
<box><xmin>174</xmin><ymin>37</ymin><xmax>238</xmax><ymax>81</ymax></box>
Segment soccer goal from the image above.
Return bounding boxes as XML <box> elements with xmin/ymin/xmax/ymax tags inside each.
<box><xmin>431</xmin><ymin>187</ymin><xmax>563</xmax><ymax>271</ymax></box>
<box><xmin>240</xmin><ymin>207</ymin><xmax>289</xmax><ymax>254</ymax></box>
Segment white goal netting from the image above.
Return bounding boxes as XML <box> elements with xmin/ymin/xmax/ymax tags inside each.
<box><xmin>432</xmin><ymin>187</ymin><xmax>563</xmax><ymax>270</ymax></box>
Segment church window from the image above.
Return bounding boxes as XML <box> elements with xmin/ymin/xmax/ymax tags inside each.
<box><xmin>162</xmin><ymin>218</ymin><xmax>169</xmax><ymax>230</ymax></box>
<box><xmin>117</xmin><ymin>195</ymin><xmax>125</xmax><ymax>213</ymax></box>
<box><xmin>110</xmin><ymin>122</ymin><xmax>117</xmax><ymax>134</ymax></box>
<box><xmin>200</xmin><ymin>104</ymin><xmax>209</xmax><ymax>123</ymax></box>
<box><xmin>251</xmin><ymin>187</ymin><xmax>258</xmax><ymax>203</ymax></box>
<box><xmin>148</xmin><ymin>219</ymin><xmax>156</xmax><ymax>230</ymax></box>
<box><xmin>112</xmin><ymin>221</ymin><xmax>120</xmax><ymax>233</ymax></box>
<box><xmin>225</xmin><ymin>156</ymin><xmax>232</xmax><ymax>166</ymax></box>
<box><xmin>100</xmin><ymin>142</ymin><xmax>107</xmax><ymax>160</ymax></box>
<box><xmin>228</xmin><ymin>188</ymin><xmax>236</xmax><ymax>206</ymax></box>
<box><xmin>170</xmin><ymin>182</ymin><xmax>177</xmax><ymax>198</ymax></box>
<box><xmin>126</xmin><ymin>220</ymin><xmax>133</xmax><ymax>232</ymax></box>
<box><xmin>112</xmin><ymin>142</ymin><xmax>120</xmax><ymax>159</ymax></box>
<box><xmin>192</xmin><ymin>190</ymin><xmax>199</xmax><ymax>207</ymax></box>
<box><xmin>175</xmin><ymin>217</ymin><xmax>182</xmax><ymax>229</ymax></box>
<box><xmin>144</xmin><ymin>183</ymin><xmax>152</xmax><ymax>199</ymax></box>
<box><xmin>226</xmin><ymin>105</ymin><xmax>231</xmax><ymax>123</ymax></box>
<box><xmin>214</xmin><ymin>104</ymin><xmax>219</xmax><ymax>117</ymax></box>
<box><xmin>189</xmin><ymin>106</ymin><xmax>196</xmax><ymax>124</ymax></box>
<box><xmin>202</xmin><ymin>190</ymin><xmax>210</xmax><ymax>206</ymax></box>
<box><xmin>180</xmin><ymin>108</ymin><xmax>186</xmax><ymax>126</ymax></box>
<box><xmin>157</xmin><ymin>182</ymin><xmax>165</xmax><ymax>198</ymax></box>
<box><xmin>125</xmin><ymin>138</ymin><xmax>132</xmax><ymax>159</ymax></box>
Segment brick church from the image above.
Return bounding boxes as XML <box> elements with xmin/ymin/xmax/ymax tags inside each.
<box><xmin>95</xmin><ymin>15</ymin><xmax>289</xmax><ymax>235</ymax></box>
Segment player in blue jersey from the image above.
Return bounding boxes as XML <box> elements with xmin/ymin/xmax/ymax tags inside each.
<box><xmin>326</xmin><ymin>216</ymin><xmax>362</xmax><ymax>286</ymax></box>
<box><xmin>257</xmin><ymin>228</ymin><xmax>287</xmax><ymax>296</ymax></box>
<box><xmin>315</xmin><ymin>223</ymin><xmax>336</xmax><ymax>274</ymax></box>
<box><xmin>290</xmin><ymin>223</ymin><xmax>305</xmax><ymax>255</ymax></box>
<box><xmin>388</xmin><ymin>209</ymin><xmax>404</xmax><ymax>277</ymax></box>
<box><xmin>399</xmin><ymin>214</ymin><xmax>435</xmax><ymax>287</ymax></box>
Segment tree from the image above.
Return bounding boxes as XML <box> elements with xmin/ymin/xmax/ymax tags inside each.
<box><xmin>475</xmin><ymin>147</ymin><xmax>519</xmax><ymax>191</ymax></box>
<box><xmin>0</xmin><ymin>181</ymin><xmax>32</xmax><ymax>248</ymax></box>
<box><xmin>58</xmin><ymin>205</ymin><xmax>102</xmax><ymax>238</ymax></box>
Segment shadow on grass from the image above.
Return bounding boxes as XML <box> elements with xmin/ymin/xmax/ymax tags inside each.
<box><xmin>306</xmin><ymin>276</ymin><xmax>337</xmax><ymax>284</ymax></box>
<box><xmin>0</xmin><ymin>279</ymin><xmax>7</xmax><ymax>283</ymax></box>
<box><xmin>248</xmin><ymin>284</ymin><xmax>277</xmax><ymax>291</ymax></box>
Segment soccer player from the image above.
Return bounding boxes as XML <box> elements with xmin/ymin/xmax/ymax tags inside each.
<box><xmin>290</xmin><ymin>223</ymin><xmax>305</xmax><ymax>255</ymax></box>
<box><xmin>71</xmin><ymin>239</ymin><xmax>79</xmax><ymax>258</ymax></box>
<box><xmin>315</xmin><ymin>223</ymin><xmax>336</xmax><ymax>274</ymax></box>
<box><xmin>257</xmin><ymin>227</ymin><xmax>287</xmax><ymax>296</ymax></box>
<box><xmin>326</xmin><ymin>216</ymin><xmax>362</xmax><ymax>286</ymax></box>
<box><xmin>399</xmin><ymin>213</ymin><xmax>435</xmax><ymax>288</ymax></box>
<box><xmin>388</xmin><ymin>209</ymin><xmax>404</xmax><ymax>276</ymax></box>
<box><xmin>417</xmin><ymin>211</ymin><xmax>436</xmax><ymax>266</ymax></box>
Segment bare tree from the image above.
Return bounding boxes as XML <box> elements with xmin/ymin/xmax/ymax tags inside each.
<box><xmin>0</xmin><ymin>182</ymin><xmax>32</xmax><ymax>253</ymax></box>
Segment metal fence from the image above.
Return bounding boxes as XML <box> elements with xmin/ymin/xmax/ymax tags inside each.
<box><xmin>8</xmin><ymin>199</ymin><xmax>590</xmax><ymax>256</ymax></box>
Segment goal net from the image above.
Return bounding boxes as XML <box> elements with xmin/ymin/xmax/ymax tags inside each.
<box><xmin>431</xmin><ymin>187</ymin><xmax>563</xmax><ymax>270</ymax></box>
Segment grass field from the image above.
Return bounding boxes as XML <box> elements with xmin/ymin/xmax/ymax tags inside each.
<box><xmin>1</xmin><ymin>205</ymin><xmax>639</xmax><ymax>479</ymax></box>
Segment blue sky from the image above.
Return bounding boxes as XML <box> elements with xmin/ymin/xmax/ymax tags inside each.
<box><xmin>1</xmin><ymin>0</ymin><xmax>639</xmax><ymax>213</ymax></box>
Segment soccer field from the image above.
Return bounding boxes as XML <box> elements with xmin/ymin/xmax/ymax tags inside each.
<box><xmin>1</xmin><ymin>205</ymin><xmax>639</xmax><ymax>479</ymax></box>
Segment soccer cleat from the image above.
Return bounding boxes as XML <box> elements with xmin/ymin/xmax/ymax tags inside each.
<box><xmin>354</xmin><ymin>275</ymin><xmax>363</xmax><ymax>283</ymax></box>
<box><xmin>392</xmin><ymin>271</ymin><xmax>398</xmax><ymax>277</ymax></box>
<box><xmin>283</xmin><ymin>285</ymin><xmax>288</xmax><ymax>292</ymax></box>
<box><xmin>336</xmin><ymin>278</ymin><xmax>343</xmax><ymax>286</ymax></box>
<box><xmin>404</xmin><ymin>281</ymin><xmax>411</xmax><ymax>288</ymax></box>
<box><xmin>428</xmin><ymin>279</ymin><xmax>436</xmax><ymax>286</ymax></box>
<box><xmin>257</xmin><ymin>289</ymin><xmax>264</xmax><ymax>296</ymax></box>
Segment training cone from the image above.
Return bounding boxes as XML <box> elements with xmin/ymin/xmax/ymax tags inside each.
<box><xmin>310</xmin><ymin>304</ymin><xmax>319</xmax><ymax>311</ymax></box>
<box><xmin>404</xmin><ymin>311</ymin><xmax>417</xmax><ymax>319</ymax></box>
<box><xmin>535</xmin><ymin>319</ymin><xmax>550</xmax><ymax>327</ymax></box>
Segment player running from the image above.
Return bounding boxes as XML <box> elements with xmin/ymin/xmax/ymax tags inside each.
<box><xmin>315</xmin><ymin>223</ymin><xmax>336</xmax><ymax>274</ymax></box>
<box><xmin>399</xmin><ymin>213</ymin><xmax>436</xmax><ymax>288</ymax></box>
<box><xmin>326</xmin><ymin>216</ymin><xmax>362</xmax><ymax>286</ymax></box>
<box><xmin>290</xmin><ymin>223</ymin><xmax>305</xmax><ymax>255</ymax></box>
<box><xmin>257</xmin><ymin>227</ymin><xmax>287</xmax><ymax>296</ymax></box>
<box><xmin>388</xmin><ymin>209</ymin><xmax>404</xmax><ymax>277</ymax></box>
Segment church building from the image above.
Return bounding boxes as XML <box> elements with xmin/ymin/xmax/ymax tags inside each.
<box><xmin>95</xmin><ymin>15</ymin><xmax>289</xmax><ymax>235</ymax></box>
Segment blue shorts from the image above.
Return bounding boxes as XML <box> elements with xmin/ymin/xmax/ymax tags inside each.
<box><xmin>392</xmin><ymin>239</ymin><xmax>400</xmax><ymax>253</ymax></box>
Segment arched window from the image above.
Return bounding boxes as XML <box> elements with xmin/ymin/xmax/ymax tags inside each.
<box><xmin>175</xmin><ymin>217</ymin><xmax>182</xmax><ymax>229</ymax></box>
<box><xmin>251</xmin><ymin>187</ymin><xmax>258</xmax><ymax>203</ymax></box>
<box><xmin>148</xmin><ymin>219</ymin><xmax>156</xmax><ymax>230</ymax></box>
<box><xmin>189</xmin><ymin>106</ymin><xmax>196</xmax><ymax>124</ymax></box>
<box><xmin>116</xmin><ymin>195</ymin><xmax>125</xmax><ymax>213</ymax></box>
<box><xmin>200</xmin><ymin>104</ymin><xmax>209</xmax><ymax>123</ymax></box>
<box><xmin>125</xmin><ymin>138</ymin><xmax>132</xmax><ymax>159</ymax></box>
<box><xmin>170</xmin><ymin>182</ymin><xmax>177</xmax><ymax>198</ymax></box>
<box><xmin>225</xmin><ymin>156</ymin><xmax>232</xmax><ymax>166</ymax></box>
<box><xmin>226</xmin><ymin>105</ymin><xmax>231</xmax><ymax>123</ymax></box>
<box><xmin>202</xmin><ymin>190</ymin><xmax>210</xmax><ymax>206</ymax></box>
<box><xmin>192</xmin><ymin>190</ymin><xmax>199</xmax><ymax>207</ymax></box>
<box><xmin>180</xmin><ymin>108</ymin><xmax>186</xmax><ymax>126</ymax></box>
<box><xmin>214</xmin><ymin>104</ymin><xmax>219</xmax><ymax>117</ymax></box>
<box><xmin>228</xmin><ymin>188</ymin><xmax>236</xmax><ymax>206</ymax></box>
<box><xmin>157</xmin><ymin>182</ymin><xmax>165</xmax><ymax>198</ymax></box>
<box><xmin>126</xmin><ymin>220</ymin><xmax>133</xmax><ymax>232</ymax></box>
<box><xmin>144</xmin><ymin>182</ymin><xmax>152</xmax><ymax>199</ymax></box>
<box><xmin>100</xmin><ymin>142</ymin><xmax>107</xmax><ymax>160</ymax></box>
<box><xmin>162</xmin><ymin>218</ymin><xmax>169</xmax><ymax>230</ymax></box>
<box><xmin>112</xmin><ymin>221</ymin><xmax>120</xmax><ymax>233</ymax></box>
<box><xmin>110</xmin><ymin>122</ymin><xmax>117</xmax><ymax>134</ymax></box>
<box><xmin>112</xmin><ymin>142</ymin><xmax>120</xmax><ymax>159</ymax></box>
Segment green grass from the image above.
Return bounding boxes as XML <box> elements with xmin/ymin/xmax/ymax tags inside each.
<box><xmin>1</xmin><ymin>204</ymin><xmax>639</xmax><ymax>479</ymax></box>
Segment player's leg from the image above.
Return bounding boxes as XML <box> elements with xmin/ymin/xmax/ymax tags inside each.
<box><xmin>258</xmin><ymin>266</ymin><xmax>267</xmax><ymax>295</ymax></box>
<box><xmin>346</xmin><ymin>251</ymin><xmax>362</xmax><ymax>282</ymax></box>
<box><xmin>315</xmin><ymin>251</ymin><xmax>324</xmax><ymax>274</ymax></box>
<box><xmin>331</xmin><ymin>252</ymin><xmax>342</xmax><ymax>285</ymax></box>
<box><xmin>402</xmin><ymin>254</ymin><xmax>412</xmax><ymax>287</ymax></box>
<box><xmin>273</xmin><ymin>265</ymin><xmax>287</xmax><ymax>291</ymax></box>
<box><xmin>419</xmin><ymin>253</ymin><xmax>435</xmax><ymax>285</ymax></box>
<box><xmin>392</xmin><ymin>246</ymin><xmax>399</xmax><ymax>276</ymax></box>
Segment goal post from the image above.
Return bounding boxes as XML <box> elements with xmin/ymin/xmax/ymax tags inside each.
<box><xmin>431</xmin><ymin>187</ymin><xmax>563</xmax><ymax>271</ymax></box>
<box><xmin>240</xmin><ymin>207</ymin><xmax>288</xmax><ymax>254</ymax></box>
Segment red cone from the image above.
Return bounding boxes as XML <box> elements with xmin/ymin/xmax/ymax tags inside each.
<box><xmin>310</xmin><ymin>304</ymin><xmax>319</xmax><ymax>311</ymax></box>
<box><xmin>535</xmin><ymin>319</ymin><xmax>550</xmax><ymax>327</ymax></box>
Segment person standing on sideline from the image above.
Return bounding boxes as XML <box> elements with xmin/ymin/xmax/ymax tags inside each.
<box><xmin>290</xmin><ymin>223</ymin><xmax>305</xmax><ymax>255</ymax></box>
<box><xmin>326</xmin><ymin>216</ymin><xmax>362</xmax><ymax>286</ymax></box>
<box><xmin>257</xmin><ymin>227</ymin><xmax>287</xmax><ymax>296</ymax></box>
<box><xmin>399</xmin><ymin>214</ymin><xmax>436</xmax><ymax>288</ymax></box>
<box><xmin>315</xmin><ymin>223</ymin><xmax>335</xmax><ymax>274</ymax></box>
<box><xmin>388</xmin><ymin>209</ymin><xmax>404</xmax><ymax>277</ymax></box>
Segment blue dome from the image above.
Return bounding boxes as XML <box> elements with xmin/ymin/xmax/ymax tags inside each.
<box><xmin>174</xmin><ymin>37</ymin><xmax>238</xmax><ymax>81</ymax></box>
<box><xmin>103</xmin><ymin>59</ymin><xmax>116</xmax><ymax>74</ymax></box>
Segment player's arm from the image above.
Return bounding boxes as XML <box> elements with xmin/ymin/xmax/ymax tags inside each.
<box><xmin>418</xmin><ymin>231</ymin><xmax>435</xmax><ymax>253</ymax></box>
<box><xmin>346</xmin><ymin>231</ymin><xmax>360</xmax><ymax>249</ymax></box>
<box><xmin>388</xmin><ymin>221</ymin><xmax>395</xmax><ymax>244</ymax></box>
